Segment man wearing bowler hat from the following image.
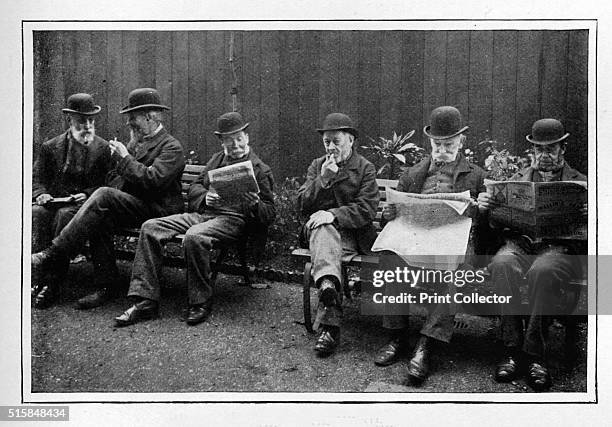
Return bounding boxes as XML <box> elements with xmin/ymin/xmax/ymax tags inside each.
<box><xmin>113</xmin><ymin>112</ymin><xmax>275</xmax><ymax>327</ymax></box>
<box><xmin>31</xmin><ymin>88</ymin><xmax>185</xmax><ymax>309</ymax></box>
<box><xmin>376</xmin><ymin>106</ymin><xmax>488</xmax><ymax>385</ymax></box>
<box><xmin>297</xmin><ymin>113</ymin><xmax>379</xmax><ymax>356</ymax></box>
<box><xmin>477</xmin><ymin>118</ymin><xmax>587</xmax><ymax>391</ymax></box>
<box><xmin>31</xmin><ymin>93</ymin><xmax>112</xmax><ymax>308</ymax></box>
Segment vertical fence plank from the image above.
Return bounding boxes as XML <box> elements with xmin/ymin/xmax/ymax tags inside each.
<box><xmin>155</xmin><ymin>32</ymin><xmax>173</xmax><ymax>134</ymax></box>
<box><xmin>338</xmin><ymin>31</ymin><xmax>360</xmax><ymax>124</ymax></box>
<box><xmin>90</xmin><ymin>32</ymin><xmax>108</xmax><ymax>140</ymax></box>
<box><xmin>259</xmin><ymin>31</ymin><xmax>280</xmax><ymax>174</ymax></box>
<box><xmin>379</xmin><ymin>31</ymin><xmax>402</xmax><ymax>140</ymax></box>
<box><xmin>278</xmin><ymin>31</ymin><xmax>301</xmax><ymax>178</ymax></box>
<box><xmin>468</xmin><ymin>31</ymin><xmax>494</xmax><ymax>158</ymax></box>
<box><xmin>445</xmin><ymin>31</ymin><xmax>470</xmax><ymax>115</ymax></box>
<box><xmin>566</xmin><ymin>30</ymin><xmax>589</xmax><ymax>173</ymax></box>
<box><xmin>298</xmin><ymin>31</ymin><xmax>321</xmax><ymax>165</ymax></box>
<box><xmin>514</xmin><ymin>31</ymin><xmax>543</xmax><ymax>156</ymax></box>
<box><xmin>358</xmin><ymin>31</ymin><xmax>382</xmax><ymax>143</ymax></box>
<box><xmin>491</xmin><ymin>31</ymin><xmax>518</xmax><ymax>147</ymax></box>
<box><xmin>171</xmin><ymin>32</ymin><xmax>189</xmax><ymax>151</ymax></box>
<box><xmin>540</xmin><ymin>31</ymin><xmax>569</xmax><ymax>121</ymax></box>
<box><xmin>106</xmin><ymin>31</ymin><xmax>123</xmax><ymax>139</ymax></box>
<box><xmin>138</xmin><ymin>32</ymin><xmax>157</xmax><ymax>88</ymax></box>
<box><xmin>242</xmin><ymin>31</ymin><xmax>262</xmax><ymax>158</ymax></box>
<box><xmin>422</xmin><ymin>31</ymin><xmax>447</xmax><ymax>147</ymax></box>
<box><xmin>203</xmin><ymin>31</ymin><xmax>226</xmax><ymax>157</ymax></box>
<box><xmin>187</xmin><ymin>31</ymin><xmax>207</xmax><ymax>163</ymax></box>
<box><xmin>399</xmin><ymin>31</ymin><xmax>424</xmax><ymax>144</ymax></box>
<box><xmin>318</xmin><ymin>31</ymin><xmax>341</xmax><ymax>126</ymax></box>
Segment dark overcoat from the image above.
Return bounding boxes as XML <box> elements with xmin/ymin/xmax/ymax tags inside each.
<box><xmin>32</xmin><ymin>131</ymin><xmax>112</xmax><ymax>200</ymax></box>
<box><xmin>297</xmin><ymin>151</ymin><xmax>379</xmax><ymax>253</ymax></box>
<box><xmin>107</xmin><ymin>127</ymin><xmax>185</xmax><ymax>215</ymax></box>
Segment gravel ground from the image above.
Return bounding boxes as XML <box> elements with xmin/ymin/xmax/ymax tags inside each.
<box><xmin>31</xmin><ymin>261</ymin><xmax>587</xmax><ymax>394</ymax></box>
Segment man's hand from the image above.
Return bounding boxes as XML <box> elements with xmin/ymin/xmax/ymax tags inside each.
<box><xmin>581</xmin><ymin>202</ymin><xmax>588</xmax><ymax>216</ymax></box>
<box><xmin>109</xmin><ymin>138</ymin><xmax>129</xmax><ymax>158</ymax></box>
<box><xmin>35</xmin><ymin>193</ymin><xmax>53</xmax><ymax>206</ymax></box>
<box><xmin>305</xmin><ymin>210</ymin><xmax>335</xmax><ymax>230</ymax></box>
<box><xmin>320</xmin><ymin>154</ymin><xmax>339</xmax><ymax>186</ymax></box>
<box><xmin>477</xmin><ymin>191</ymin><xmax>497</xmax><ymax>212</ymax></box>
<box><xmin>382</xmin><ymin>203</ymin><xmax>397</xmax><ymax>221</ymax></box>
<box><xmin>242</xmin><ymin>192</ymin><xmax>260</xmax><ymax>208</ymax></box>
<box><xmin>205</xmin><ymin>191</ymin><xmax>224</xmax><ymax>209</ymax></box>
<box><xmin>71</xmin><ymin>193</ymin><xmax>87</xmax><ymax>203</ymax></box>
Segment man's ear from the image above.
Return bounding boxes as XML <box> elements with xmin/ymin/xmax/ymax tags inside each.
<box><xmin>459</xmin><ymin>134</ymin><xmax>466</xmax><ymax>147</ymax></box>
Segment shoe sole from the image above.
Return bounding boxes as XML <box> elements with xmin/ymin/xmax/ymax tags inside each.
<box><xmin>320</xmin><ymin>287</ymin><xmax>338</xmax><ymax>307</ymax></box>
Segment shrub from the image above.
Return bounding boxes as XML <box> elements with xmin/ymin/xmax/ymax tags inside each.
<box><xmin>479</xmin><ymin>139</ymin><xmax>531</xmax><ymax>181</ymax></box>
<box><xmin>361</xmin><ymin>131</ymin><xmax>425</xmax><ymax>179</ymax></box>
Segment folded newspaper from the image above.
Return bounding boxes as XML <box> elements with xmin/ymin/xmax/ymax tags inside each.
<box><xmin>371</xmin><ymin>189</ymin><xmax>474</xmax><ymax>270</ymax></box>
<box><xmin>208</xmin><ymin>160</ymin><xmax>260</xmax><ymax>205</ymax></box>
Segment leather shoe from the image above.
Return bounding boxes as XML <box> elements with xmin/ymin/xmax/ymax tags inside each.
<box><xmin>407</xmin><ymin>335</ymin><xmax>431</xmax><ymax>384</ymax></box>
<box><xmin>76</xmin><ymin>288</ymin><xmax>114</xmax><ymax>310</ymax></box>
<box><xmin>114</xmin><ymin>299</ymin><xmax>159</xmax><ymax>327</ymax></box>
<box><xmin>314</xmin><ymin>326</ymin><xmax>340</xmax><ymax>356</ymax></box>
<box><xmin>32</xmin><ymin>246</ymin><xmax>65</xmax><ymax>274</ymax></box>
<box><xmin>374</xmin><ymin>337</ymin><xmax>405</xmax><ymax>366</ymax></box>
<box><xmin>186</xmin><ymin>302</ymin><xmax>213</xmax><ymax>326</ymax></box>
<box><xmin>527</xmin><ymin>361</ymin><xmax>552</xmax><ymax>392</ymax></box>
<box><xmin>495</xmin><ymin>353</ymin><xmax>521</xmax><ymax>383</ymax></box>
<box><xmin>33</xmin><ymin>284</ymin><xmax>57</xmax><ymax>309</ymax></box>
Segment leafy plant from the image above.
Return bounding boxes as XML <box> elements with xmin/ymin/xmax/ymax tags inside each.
<box><xmin>479</xmin><ymin>139</ymin><xmax>531</xmax><ymax>181</ymax></box>
<box><xmin>362</xmin><ymin>131</ymin><xmax>425</xmax><ymax>179</ymax></box>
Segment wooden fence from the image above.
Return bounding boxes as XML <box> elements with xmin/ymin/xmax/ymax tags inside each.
<box><xmin>33</xmin><ymin>30</ymin><xmax>589</xmax><ymax>178</ymax></box>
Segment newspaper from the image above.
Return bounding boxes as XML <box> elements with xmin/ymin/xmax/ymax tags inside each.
<box><xmin>208</xmin><ymin>160</ymin><xmax>260</xmax><ymax>205</ymax></box>
<box><xmin>371</xmin><ymin>189</ymin><xmax>474</xmax><ymax>270</ymax></box>
<box><xmin>484</xmin><ymin>179</ymin><xmax>587</xmax><ymax>240</ymax></box>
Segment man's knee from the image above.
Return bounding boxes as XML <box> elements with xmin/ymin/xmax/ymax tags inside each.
<box><xmin>309</xmin><ymin>223</ymin><xmax>340</xmax><ymax>244</ymax></box>
<box><xmin>183</xmin><ymin>228</ymin><xmax>213</xmax><ymax>252</ymax></box>
<box><xmin>89</xmin><ymin>186</ymin><xmax>122</xmax><ymax>206</ymax></box>
<box><xmin>140</xmin><ymin>218</ymin><xmax>163</xmax><ymax>236</ymax></box>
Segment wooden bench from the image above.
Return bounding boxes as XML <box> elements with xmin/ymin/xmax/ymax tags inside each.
<box><xmin>291</xmin><ymin>178</ymin><xmax>588</xmax><ymax>347</ymax></box>
<box><xmin>114</xmin><ymin>164</ymin><xmax>258</xmax><ymax>286</ymax></box>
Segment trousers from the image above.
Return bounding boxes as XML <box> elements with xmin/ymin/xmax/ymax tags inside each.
<box><xmin>488</xmin><ymin>240</ymin><xmax>581</xmax><ymax>358</ymax></box>
<box><xmin>52</xmin><ymin>187</ymin><xmax>166</xmax><ymax>287</ymax></box>
<box><xmin>304</xmin><ymin>224</ymin><xmax>359</xmax><ymax>328</ymax></box>
<box><xmin>380</xmin><ymin>252</ymin><xmax>456</xmax><ymax>343</ymax></box>
<box><xmin>127</xmin><ymin>212</ymin><xmax>246</xmax><ymax>304</ymax></box>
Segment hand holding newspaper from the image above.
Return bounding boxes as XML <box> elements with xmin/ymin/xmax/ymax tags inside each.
<box><xmin>208</xmin><ymin>160</ymin><xmax>260</xmax><ymax>205</ymax></box>
<box><xmin>372</xmin><ymin>189</ymin><xmax>474</xmax><ymax>270</ymax></box>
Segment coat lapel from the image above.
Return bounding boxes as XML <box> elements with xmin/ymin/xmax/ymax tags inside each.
<box><xmin>452</xmin><ymin>154</ymin><xmax>473</xmax><ymax>184</ymax></box>
<box><xmin>408</xmin><ymin>156</ymin><xmax>432</xmax><ymax>192</ymax></box>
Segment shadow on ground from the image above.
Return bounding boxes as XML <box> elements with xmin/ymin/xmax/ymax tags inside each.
<box><xmin>31</xmin><ymin>261</ymin><xmax>587</xmax><ymax>394</ymax></box>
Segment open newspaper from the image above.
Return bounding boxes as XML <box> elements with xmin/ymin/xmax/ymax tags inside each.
<box><xmin>484</xmin><ymin>179</ymin><xmax>587</xmax><ymax>241</ymax></box>
<box><xmin>208</xmin><ymin>160</ymin><xmax>260</xmax><ymax>205</ymax></box>
<box><xmin>371</xmin><ymin>189</ymin><xmax>474</xmax><ymax>270</ymax></box>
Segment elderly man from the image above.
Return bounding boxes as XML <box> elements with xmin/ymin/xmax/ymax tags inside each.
<box><xmin>477</xmin><ymin>118</ymin><xmax>587</xmax><ymax>391</ymax></box>
<box><xmin>31</xmin><ymin>88</ymin><xmax>185</xmax><ymax>309</ymax></box>
<box><xmin>114</xmin><ymin>112</ymin><xmax>275</xmax><ymax>327</ymax></box>
<box><xmin>297</xmin><ymin>113</ymin><xmax>379</xmax><ymax>356</ymax></box>
<box><xmin>376</xmin><ymin>106</ymin><xmax>488</xmax><ymax>385</ymax></box>
<box><xmin>31</xmin><ymin>93</ymin><xmax>112</xmax><ymax>308</ymax></box>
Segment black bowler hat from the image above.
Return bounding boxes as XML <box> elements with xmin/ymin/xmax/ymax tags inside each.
<box><xmin>214</xmin><ymin>112</ymin><xmax>249</xmax><ymax>136</ymax></box>
<box><xmin>119</xmin><ymin>88</ymin><xmax>170</xmax><ymax>114</ymax></box>
<box><xmin>526</xmin><ymin>118</ymin><xmax>570</xmax><ymax>145</ymax></box>
<box><xmin>61</xmin><ymin>93</ymin><xmax>101</xmax><ymax>115</ymax></box>
<box><xmin>317</xmin><ymin>113</ymin><xmax>359</xmax><ymax>138</ymax></box>
<box><xmin>423</xmin><ymin>106</ymin><xmax>469</xmax><ymax>140</ymax></box>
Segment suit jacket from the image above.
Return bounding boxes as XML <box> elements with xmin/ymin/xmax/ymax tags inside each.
<box><xmin>32</xmin><ymin>131</ymin><xmax>112</xmax><ymax>200</ymax></box>
<box><xmin>297</xmin><ymin>151</ymin><xmax>379</xmax><ymax>253</ymax></box>
<box><xmin>396</xmin><ymin>154</ymin><xmax>491</xmax><ymax>258</ymax></box>
<box><xmin>187</xmin><ymin>150</ymin><xmax>276</xmax><ymax>227</ymax></box>
<box><xmin>397</xmin><ymin>154</ymin><xmax>487</xmax><ymax>198</ymax></box>
<box><xmin>107</xmin><ymin>127</ymin><xmax>185</xmax><ymax>216</ymax></box>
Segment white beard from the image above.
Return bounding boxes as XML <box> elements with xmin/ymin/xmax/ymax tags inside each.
<box><xmin>71</xmin><ymin>126</ymin><xmax>95</xmax><ymax>145</ymax></box>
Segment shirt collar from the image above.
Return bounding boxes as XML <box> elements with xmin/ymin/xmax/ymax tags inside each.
<box><xmin>143</xmin><ymin>123</ymin><xmax>164</xmax><ymax>140</ymax></box>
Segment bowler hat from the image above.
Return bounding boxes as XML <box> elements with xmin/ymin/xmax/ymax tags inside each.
<box><xmin>61</xmin><ymin>93</ymin><xmax>101</xmax><ymax>115</ymax></box>
<box><xmin>119</xmin><ymin>88</ymin><xmax>170</xmax><ymax>114</ymax></box>
<box><xmin>317</xmin><ymin>113</ymin><xmax>359</xmax><ymax>138</ymax></box>
<box><xmin>423</xmin><ymin>106</ymin><xmax>468</xmax><ymax>139</ymax></box>
<box><xmin>526</xmin><ymin>118</ymin><xmax>569</xmax><ymax>145</ymax></box>
<box><xmin>214</xmin><ymin>112</ymin><xmax>250</xmax><ymax>136</ymax></box>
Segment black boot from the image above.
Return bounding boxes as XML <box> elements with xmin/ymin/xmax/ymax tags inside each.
<box><xmin>374</xmin><ymin>329</ymin><xmax>409</xmax><ymax>366</ymax></box>
<box><xmin>407</xmin><ymin>335</ymin><xmax>432</xmax><ymax>385</ymax></box>
<box><xmin>495</xmin><ymin>347</ymin><xmax>523</xmax><ymax>383</ymax></box>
